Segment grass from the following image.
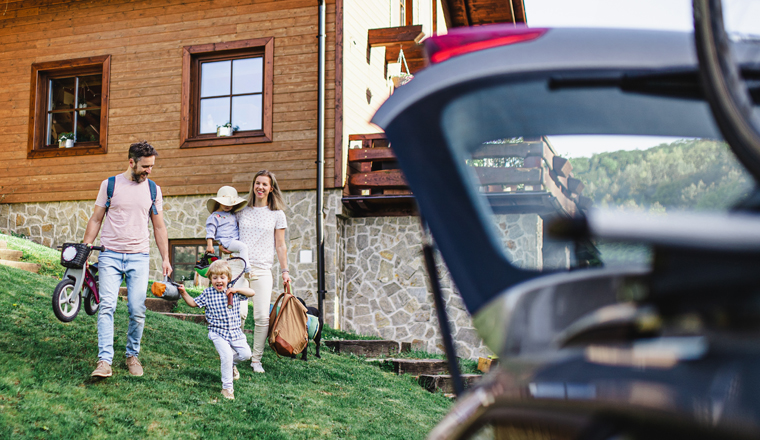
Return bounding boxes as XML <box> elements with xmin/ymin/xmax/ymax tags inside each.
<box><xmin>0</xmin><ymin>236</ymin><xmax>454</xmax><ymax>439</ymax></box>
<box><xmin>1</xmin><ymin>232</ymin><xmax>64</xmax><ymax>278</ymax></box>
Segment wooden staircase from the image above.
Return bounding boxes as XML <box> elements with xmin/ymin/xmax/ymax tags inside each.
<box><xmin>118</xmin><ymin>287</ymin><xmax>207</xmax><ymax>324</ymax></box>
<box><xmin>327</xmin><ymin>338</ymin><xmax>484</xmax><ymax>396</ymax></box>
<box><xmin>0</xmin><ymin>240</ymin><xmax>41</xmax><ymax>273</ymax></box>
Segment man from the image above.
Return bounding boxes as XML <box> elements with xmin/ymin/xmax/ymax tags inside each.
<box><xmin>83</xmin><ymin>140</ymin><xmax>172</xmax><ymax>378</ymax></box>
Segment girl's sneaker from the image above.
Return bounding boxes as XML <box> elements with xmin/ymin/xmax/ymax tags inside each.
<box><xmin>232</xmin><ymin>365</ymin><xmax>240</xmax><ymax>380</ymax></box>
<box><xmin>221</xmin><ymin>389</ymin><xmax>234</xmax><ymax>400</ymax></box>
<box><xmin>251</xmin><ymin>362</ymin><xmax>265</xmax><ymax>373</ymax></box>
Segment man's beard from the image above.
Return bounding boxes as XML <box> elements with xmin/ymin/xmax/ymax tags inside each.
<box><xmin>131</xmin><ymin>166</ymin><xmax>148</xmax><ymax>183</ymax></box>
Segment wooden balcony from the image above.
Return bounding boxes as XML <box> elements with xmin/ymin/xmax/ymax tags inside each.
<box><xmin>343</xmin><ymin>134</ymin><xmax>416</xmax><ymax>216</ymax></box>
<box><xmin>368</xmin><ymin>25</ymin><xmax>426</xmax><ymax>75</ymax></box>
<box><xmin>342</xmin><ymin>134</ymin><xmax>590</xmax><ymax>218</ymax></box>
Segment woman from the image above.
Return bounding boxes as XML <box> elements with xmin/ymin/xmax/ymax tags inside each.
<box><xmin>232</xmin><ymin>170</ymin><xmax>291</xmax><ymax>373</ymax></box>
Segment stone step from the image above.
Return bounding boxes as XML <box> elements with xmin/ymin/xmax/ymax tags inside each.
<box><xmin>0</xmin><ymin>259</ymin><xmax>41</xmax><ymax>273</ymax></box>
<box><xmin>418</xmin><ymin>374</ymin><xmax>482</xmax><ymax>394</ymax></box>
<box><xmin>369</xmin><ymin>358</ymin><xmax>450</xmax><ymax>376</ymax></box>
<box><xmin>324</xmin><ymin>340</ymin><xmax>400</xmax><ymax>357</ymax></box>
<box><xmin>0</xmin><ymin>249</ymin><xmax>22</xmax><ymax>261</ymax></box>
<box><xmin>145</xmin><ymin>298</ymin><xmax>176</xmax><ymax>313</ymax></box>
<box><xmin>159</xmin><ymin>312</ymin><xmax>207</xmax><ymax>324</ymax></box>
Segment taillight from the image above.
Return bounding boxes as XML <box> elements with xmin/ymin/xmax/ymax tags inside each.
<box><xmin>426</xmin><ymin>25</ymin><xmax>548</xmax><ymax>64</ymax></box>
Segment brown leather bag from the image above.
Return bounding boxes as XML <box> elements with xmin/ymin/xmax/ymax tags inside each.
<box><xmin>268</xmin><ymin>283</ymin><xmax>309</xmax><ymax>357</ymax></box>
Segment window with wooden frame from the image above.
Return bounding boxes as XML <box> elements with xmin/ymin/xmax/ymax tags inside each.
<box><xmin>27</xmin><ymin>56</ymin><xmax>111</xmax><ymax>159</ymax></box>
<box><xmin>180</xmin><ymin>38</ymin><xmax>274</xmax><ymax>148</ymax></box>
<box><xmin>169</xmin><ymin>239</ymin><xmax>219</xmax><ymax>285</ymax></box>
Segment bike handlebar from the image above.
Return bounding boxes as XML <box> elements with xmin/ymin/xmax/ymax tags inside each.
<box><xmin>56</xmin><ymin>244</ymin><xmax>105</xmax><ymax>252</ymax></box>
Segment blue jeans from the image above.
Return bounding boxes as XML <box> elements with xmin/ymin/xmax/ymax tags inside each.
<box><xmin>96</xmin><ymin>251</ymin><xmax>150</xmax><ymax>364</ymax></box>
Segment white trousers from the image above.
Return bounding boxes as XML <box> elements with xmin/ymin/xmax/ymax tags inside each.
<box><xmin>230</xmin><ymin>259</ymin><xmax>273</xmax><ymax>364</ymax></box>
<box><xmin>208</xmin><ymin>332</ymin><xmax>251</xmax><ymax>391</ymax></box>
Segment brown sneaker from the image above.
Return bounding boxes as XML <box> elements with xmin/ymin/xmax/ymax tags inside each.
<box><xmin>91</xmin><ymin>360</ymin><xmax>112</xmax><ymax>377</ymax></box>
<box><xmin>232</xmin><ymin>365</ymin><xmax>240</xmax><ymax>380</ymax></box>
<box><xmin>221</xmin><ymin>389</ymin><xmax>235</xmax><ymax>400</ymax></box>
<box><xmin>126</xmin><ymin>356</ymin><xmax>144</xmax><ymax>377</ymax></box>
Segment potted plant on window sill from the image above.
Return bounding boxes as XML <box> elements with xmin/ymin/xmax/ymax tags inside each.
<box><xmin>58</xmin><ymin>132</ymin><xmax>75</xmax><ymax>148</ymax></box>
<box><xmin>216</xmin><ymin>122</ymin><xmax>238</xmax><ymax>137</ymax></box>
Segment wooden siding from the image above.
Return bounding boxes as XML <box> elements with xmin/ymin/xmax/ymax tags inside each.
<box><xmin>0</xmin><ymin>0</ymin><xmax>337</xmax><ymax>204</ymax></box>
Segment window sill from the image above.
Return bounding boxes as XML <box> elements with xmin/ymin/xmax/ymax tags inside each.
<box><xmin>28</xmin><ymin>144</ymin><xmax>107</xmax><ymax>159</ymax></box>
<box><xmin>180</xmin><ymin>132</ymin><xmax>272</xmax><ymax>149</ymax></box>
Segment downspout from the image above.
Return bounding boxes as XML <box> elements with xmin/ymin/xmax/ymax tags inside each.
<box><xmin>317</xmin><ymin>0</ymin><xmax>327</xmax><ymax>330</ymax></box>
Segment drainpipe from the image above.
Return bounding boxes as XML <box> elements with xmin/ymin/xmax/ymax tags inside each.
<box><xmin>316</xmin><ymin>0</ymin><xmax>327</xmax><ymax>332</ymax></box>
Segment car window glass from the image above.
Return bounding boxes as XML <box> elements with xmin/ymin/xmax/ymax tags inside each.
<box><xmin>463</xmin><ymin>135</ymin><xmax>755</xmax><ymax>269</ymax></box>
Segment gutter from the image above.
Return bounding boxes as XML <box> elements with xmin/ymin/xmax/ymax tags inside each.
<box><xmin>316</xmin><ymin>0</ymin><xmax>327</xmax><ymax>330</ymax></box>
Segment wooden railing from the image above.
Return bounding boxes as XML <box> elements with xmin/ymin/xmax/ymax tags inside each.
<box><xmin>342</xmin><ymin>134</ymin><xmax>590</xmax><ymax>217</ymax></box>
<box><xmin>342</xmin><ymin>134</ymin><xmax>415</xmax><ymax>216</ymax></box>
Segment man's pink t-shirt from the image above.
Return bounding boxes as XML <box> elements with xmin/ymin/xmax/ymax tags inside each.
<box><xmin>94</xmin><ymin>174</ymin><xmax>163</xmax><ymax>254</ymax></box>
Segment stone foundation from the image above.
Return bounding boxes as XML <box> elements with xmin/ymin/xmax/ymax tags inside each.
<box><xmin>1</xmin><ymin>190</ymin><xmax>551</xmax><ymax>359</ymax></box>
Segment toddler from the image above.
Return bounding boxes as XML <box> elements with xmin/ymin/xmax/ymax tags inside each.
<box><xmin>205</xmin><ymin>186</ymin><xmax>252</xmax><ymax>276</ymax></box>
<box><xmin>178</xmin><ymin>259</ymin><xmax>256</xmax><ymax>400</ymax></box>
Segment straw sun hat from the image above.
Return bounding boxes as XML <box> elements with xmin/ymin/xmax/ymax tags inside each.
<box><xmin>206</xmin><ymin>186</ymin><xmax>248</xmax><ymax>214</ymax></box>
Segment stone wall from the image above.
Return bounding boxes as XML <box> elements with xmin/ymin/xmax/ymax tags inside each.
<box><xmin>340</xmin><ymin>214</ymin><xmax>543</xmax><ymax>360</ymax></box>
<box><xmin>1</xmin><ymin>191</ymin><xmax>549</xmax><ymax>360</ymax></box>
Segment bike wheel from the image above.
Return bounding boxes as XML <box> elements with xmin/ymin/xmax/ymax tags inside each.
<box><xmin>693</xmin><ymin>0</ymin><xmax>760</xmax><ymax>177</ymax></box>
<box><xmin>83</xmin><ymin>287</ymin><xmax>99</xmax><ymax>316</ymax></box>
<box><xmin>52</xmin><ymin>279</ymin><xmax>80</xmax><ymax>322</ymax></box>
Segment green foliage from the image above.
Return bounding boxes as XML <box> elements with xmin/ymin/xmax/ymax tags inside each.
<box><xmin>0</xmin><ymin>243</ymin><xmax>452</xmax><ymax>439</ymax></box>
<box><xmin>569</xmin><ymin>139</ymin><xmax>753</xmax><ymax>212</ymax></box>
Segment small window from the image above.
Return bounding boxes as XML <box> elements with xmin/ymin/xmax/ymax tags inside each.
<box><xmin>169</xmin><ymin>239</ymin><xmax>218</xmax><ymax>285</ymax></box>
<box><xmin>180</xmin><ymin>38</ymin><xmax>274</xmax><ymax>148</ymax></box>
<box><xmin>28</xmin><ymin>56</ymin><xmax>110</xmax><ymax>158</ymax></box>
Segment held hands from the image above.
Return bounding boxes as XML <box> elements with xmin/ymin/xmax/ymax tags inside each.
<box><xmin>282</xmin><ymin>271</ymin><xmax>292</xmax><ymax>286</ymax></box>
<box><xmin>206</xmin><ymin>246</ymin><xmax>215</xmax><ymax>255</ymax></box>
<box><xmin>162</xmin><ymin>259</ymin><xmax>173</xmax><ymax>277</ymax></box>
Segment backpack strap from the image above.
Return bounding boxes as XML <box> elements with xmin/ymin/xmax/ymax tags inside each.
<box><xmin>148</xmin><ymin>179</ymin><xmax>158</xmax><ymax>216</ymax></box>
<box><xmin>104</xmin><ymin>176</ymin><xmax>116</xmax><ymax>214</ymax></box>
<box><xmin>105</xmin><ymin>176</ymin><xmax>158</xmax><ymax>216</ymax></box>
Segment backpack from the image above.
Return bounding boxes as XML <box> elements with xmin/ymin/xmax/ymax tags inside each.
<box><xmin>105</xmin><ymin>175</ymin><xmax>158</xmax><ymax>216</ymax></box>
<box><xmin>268</xmin><ymin>283</ymin><xmax>309</xmax><ymax>357</ymax></box>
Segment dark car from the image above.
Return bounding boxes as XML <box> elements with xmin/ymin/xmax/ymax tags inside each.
<box><xmin>373</xmin><ymin>24</ymin><xmax>760</xmax><ymax>440</ymax></box>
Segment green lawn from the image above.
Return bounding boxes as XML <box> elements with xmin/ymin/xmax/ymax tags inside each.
<box><xmin>0</xmin><ymin>235</ymin><xmax>452</xmax><ymax>439</ymax></box>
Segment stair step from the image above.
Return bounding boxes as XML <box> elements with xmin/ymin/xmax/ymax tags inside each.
<box><xmin>159</xmin><ymin>312</ymin><xmax>207</xmax><ymax>324</ymax></box>
<box><xmin>418</xmin><ymin>374</ymin><xmax>482</xmax><ymax>393</ymax></box>
<box><xmin>324</xmin><ymin>340</ymin><xmax>400</xmax><ymax>357</ymax></box>
<box><xmin>0</xmin><ymin>259</ymin><xmax>41</xmax><ymax>273</ymax></box>
<box><xmin>0</xmin><ymin>249</ymin><xmax>23</xmax><ymax>261</ymax></box>
<box><xmin>369</xmin><ymin>358</ymin><xmax>449</xmax><ymax>376</ymax></box>
<box><xmin>145</xmin><ymin>298</ymin><xmax>176</xmax><ymax>313</ymax></box>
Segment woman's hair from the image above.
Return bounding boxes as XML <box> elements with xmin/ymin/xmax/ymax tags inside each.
<box><xmin>207</xmin><ymin>259</ymin><xmax>232</xmax><ymax>280</ymax></box>
<box><xmin>247</xmin><ymin>170</ymin><xmax>286</xmax><ymax>211</ymax></box>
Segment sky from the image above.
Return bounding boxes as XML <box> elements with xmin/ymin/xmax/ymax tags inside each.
<box><xmin>522</xmin><ymin>0</ymin><xmax>760</xmax><ymax>157</ymax></box>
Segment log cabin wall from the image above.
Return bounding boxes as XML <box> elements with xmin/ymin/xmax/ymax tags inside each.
<box><xmin>0</xmin><ymin>0</ymin><xmax>337</xmax><ymax>204</ymax></box>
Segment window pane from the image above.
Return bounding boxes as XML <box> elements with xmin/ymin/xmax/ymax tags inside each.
<box><xmin>201</xmin><ymin>60</ymin><xmax>231</xmax><ymax>97</ymax></box>
<box><xmin>49</xmin><ymin>77</ymin><xmax>76</xmax><ymax>110</ymax></box>
<box><xmin>232</xmin><ymin>95</ymin><xmax>262</xmax><ymax>131</ymax></box>
<box><xmin>76</xmin><ymin>110</ymin><xmax>100</xmax><ymax>142</ymax></box>
<box><xmin>174</xmin><ymin>245</ymin><xmax>198</xmax><ymax>264</ymax></box>
<box><xmin>232</xmin><ymin>57</ymin><xmax>263</xmax><ymax>95</ymax></box>
<box><xmin>174</xmin><ymin>265</ymin><xmax>195</xmax><ymax>283</ymax></box>
<box><xmin>200</xmin><ymin>97</ymin><xmax>231</xmax><ymax>134</ymax></box>
<box><xmin>49</xmin><ymin>112</ymin><xmax>74</xmax><ymax>146</ymax></box>
<box><xmin>78</xmin><ymin>75</ymin><xmax>102</xmax><ymax>108</ymax></box>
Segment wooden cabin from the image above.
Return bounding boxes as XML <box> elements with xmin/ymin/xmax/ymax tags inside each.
<box><xmin>0</xmin><ymin>0</ymin><xmax>546</xmax><ymax>359</ymax></box>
